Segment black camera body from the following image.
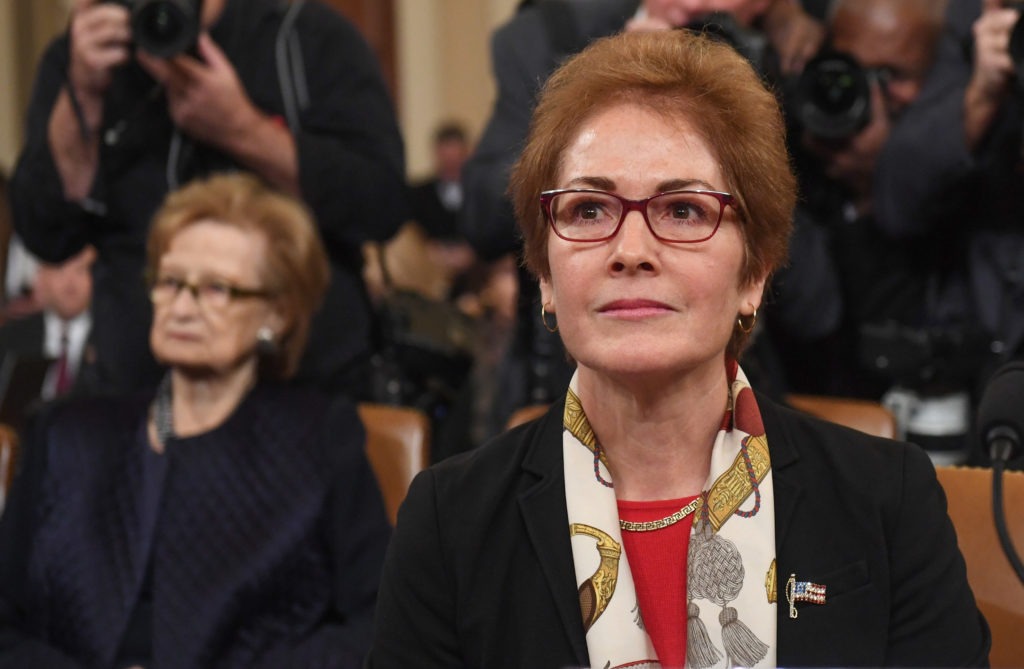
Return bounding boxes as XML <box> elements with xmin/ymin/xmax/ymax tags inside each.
<box><xmin>792</xmin><ymin>51</ymin><xmax>872</xmax><ymax>140</ymax></box>
<box><xmin>107</xmin><ymin>0</ymin><xmax>203</xmax><ymax>58</ymax></box>
<box><xmin>685</xmin><ymin>13</ymin><xmax>778</xmax><ymax>81</ymax></box>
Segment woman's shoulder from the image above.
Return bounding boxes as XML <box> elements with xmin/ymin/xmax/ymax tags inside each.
<box><xmin>245</xmin><ymin>383</ymin><xmax>361</xmax><ymax>449</ymax></box>
<box><xmin>42</xmin><ymin>391</ymin><xmax>150</xmax><ymax>436</ymax></box>
<box><xmin>758</xmin><ymin>393</ymin><xmax>935</xmax><ymax>496</ymax></box>
<box><xmin>424</xmin><ymin>404</ymin><xmax>563</xmax><ymax>503</ymax></box>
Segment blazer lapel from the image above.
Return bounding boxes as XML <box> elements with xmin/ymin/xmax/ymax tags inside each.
<box><xmin>758</xmin><ymin>394</ymin><xmax>803</xmax><ymax>552</ymax></box>
<box><xmin>517</xmin><ymin>400</ymin><xmax>590</xmax><ymax>668</ymax></box>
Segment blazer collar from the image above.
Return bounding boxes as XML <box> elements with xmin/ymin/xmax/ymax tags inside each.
<box><xmin>517</xmin><ymin>396</ymin><xmax>590</xmax><ymax>667</ymax></box>
<box><xmin>756</xmin><ymin>393</ymin><xmax>804</xmax><ymax>569</ymax></box>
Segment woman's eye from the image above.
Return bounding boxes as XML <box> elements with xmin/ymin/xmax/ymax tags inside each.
<box><xmin>203</xmin><ymin>282</ymin><xmax>232</xmax><ymax>297</ymax></box>
<box><xmin>157</xmin><ymin>276</ymin><xmax>183</xmax><ymax>289</ymax></box>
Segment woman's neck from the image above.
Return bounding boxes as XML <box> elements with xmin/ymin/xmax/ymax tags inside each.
<box><xmin>576</xmin><ymin>365</ymin><xmax>729</xmax><ymax>501</ymax></box>
<box><xmin>170</xmin><ymin>362</ymin><xmax>258</xmax><ymax>439</ymax></box>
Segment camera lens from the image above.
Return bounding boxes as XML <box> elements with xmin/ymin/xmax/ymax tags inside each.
<box><xmin>130</xmin><ymin>0</ymin><xmax>200</xmax><ymax>58</ymax></box>
<box><xmin>794</xmin><ymin>51</ymin><xmax>871</xmax><ymax>139</ymax></box>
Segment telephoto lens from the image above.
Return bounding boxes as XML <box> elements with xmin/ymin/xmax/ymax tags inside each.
<box><xmin>126</xmin><ymin>0</ymin><xmax>203</xmax><ymax>58</ymax></box>
<box><xmin>132</xmin><ymin>0</ymin><xmax>202</xmax><ymax>58</ymax></box>
<box><xmin>793</xmin><ymin>51</ymin><xmax>871</xmax><ymax>139</ymax></box>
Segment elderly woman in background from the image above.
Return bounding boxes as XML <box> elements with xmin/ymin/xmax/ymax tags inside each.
<box><xmin>0</xmin><ymin>173</ymin><xmax>390</xmax><ymax>668</ymax></box>
<box><xmin>369</xmin><ymin>30</ymin><xmax>988</xmax><ymax>669</ymax></box>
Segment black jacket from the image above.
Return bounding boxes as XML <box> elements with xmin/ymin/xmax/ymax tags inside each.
<box><xmin>369</xmin><ymin>393</ymin><xmax>989</xmax><ymax>668</ymax></box>
<box><xmin>10</xmin><ymin>0</ymin><xmax>406</xmax><ymax>394</ymax></box>
<box><xmin>0</xmin><ymin>384</ymin><xmax>391</xmax><ymax>668</ymax></box>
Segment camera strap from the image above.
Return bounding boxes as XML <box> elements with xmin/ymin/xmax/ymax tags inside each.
<box><xmin>275</xmin><ymin>0</ymin><xmax>310</xmax><ymax>134</ymax></box>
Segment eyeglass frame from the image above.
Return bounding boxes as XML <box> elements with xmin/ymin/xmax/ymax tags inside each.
<box><xmin>539</xmin><ymin>188</ymin><xmax>737</xmax><ymax>244</ymax></box>
<box><xmin>148</xmin><ymin>274</ymin><xmax>274</xmax><ymax>310</ymax></box>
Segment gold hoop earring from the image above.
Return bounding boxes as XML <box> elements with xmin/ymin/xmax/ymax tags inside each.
<box><xmin>737</xmin><ymin>309</ymin><xmax>757</xmax><ymax>334</ymax></box>
<box><xmin>541</xmin><ymin>304</ymin><xmax>558</xmax><ymax>333</ymax></box>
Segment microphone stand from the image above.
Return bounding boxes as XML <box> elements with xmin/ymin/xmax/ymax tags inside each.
<box><xmin>989</xmin><ymin>429</ymin><xmax>1024</xmax><ymax>585</ymax></box>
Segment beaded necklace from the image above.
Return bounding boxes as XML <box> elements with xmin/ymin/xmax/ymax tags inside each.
<box><xmin>151</xmin><ymin>373</ymin><xmax>176</xmax><ymax>449</ymax></box>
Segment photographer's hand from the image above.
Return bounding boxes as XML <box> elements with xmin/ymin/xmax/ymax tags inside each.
<box><xmin>137</xmin><ymin>33</ymin><xmax>299</xmax><ymax>195</ymax></box>
<box><xmin>805</xmin><ymin>80</ymin><xmax>892</xmax><ymax>215</ymax></box>
<box><xmin>964</xmin><ymin>0</ymin><xmax>1018</xmax><ymax>150</ymax></box>
<box><xmin>48</xmin><ymin>0</ymin><xmax>131</xmax><ymax>201</ymax></box>
<box><xmin>760</xmin><ymin>0</ymin><xmax>824</xmax><ymax>75</ymax></box>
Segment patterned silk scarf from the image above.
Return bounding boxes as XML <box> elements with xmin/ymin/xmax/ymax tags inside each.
<box><xmin>563</xmin><ymin>365</ymin><xmax>778</xmax><ymax>669</ymax></box>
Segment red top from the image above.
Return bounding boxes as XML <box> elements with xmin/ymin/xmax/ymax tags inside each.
<box><xmin>618</xmin><ymin>496</ymin><xmax>700</xmax><ymax>669</ymax></box>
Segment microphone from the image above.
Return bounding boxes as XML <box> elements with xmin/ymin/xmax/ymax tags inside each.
<box><xmin>976</xmin><ymin>360</ymin><xmax>1024</xmax><ymax>467</ymax></box>
<box><xmin>974</xmin><ymin>360</ymin><xmax>1024</xmax><ymax>585</ymax></box>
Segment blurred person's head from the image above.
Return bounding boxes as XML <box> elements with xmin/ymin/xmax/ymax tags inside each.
<box><xmin>146</xmin><ymin>173</ymin><xmax>329</xmax><ymax>381</ymax></box>
<box><xmin>642</xmin><ymin>0</ymin><xmax>772</xmax><ymax>27</ymax></box>
<box><xmin>34</xmin><ymin>246</ymin><xmax>96</xmax><ymax>321</ymax></box>
<box><xmin>804</xmin><ymin>0</ymin><xmax>942</xmax><ymax>203</ymax></box>
<box><xmin>511</xmin><ymin>30</ymin><xmax>795</xmax><ymax>362</ymax></box>
<box><xmin>433</xmin><ymin>122</ymin><xmax>469</xmax><ymax>183</ymax></box>
<box><xmin>829</xmin><ymin>0</ymin><xmax>943</xmax><ymax>115</ymax></box>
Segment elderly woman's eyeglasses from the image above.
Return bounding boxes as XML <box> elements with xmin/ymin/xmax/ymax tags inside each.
<box><xmin>150</xmin><ymin>275</ymin><xmax>272</xmax><ymax>310</ymax></box>
<box><xmin>540</xmin><ymin>189</ymin><xmax>735</xmax><ymax>243</ymax></box>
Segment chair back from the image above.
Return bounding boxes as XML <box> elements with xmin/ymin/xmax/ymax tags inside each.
<box><xmin>935</xmin><ymin>466</ymin><xmax>1024</xmax><ymax>668</ymax></box>
<box><xmin>505</xmin><ymin>404</ymin><xmax>549</xmax><ymax>430</ymax></box>
<box><xmin>357</xmin><ymin>403</ymin><xmax>430</xmax><ymax>525</ymax></box>
<box><xmin>0</xmin><ymin>423</ymin><xmax>19</xmax><ymax>515</ymax></box>
<box><xmin>786</xmin><ymin>393</ymin><xmax>897</xmax><ymax>439</ymax></box>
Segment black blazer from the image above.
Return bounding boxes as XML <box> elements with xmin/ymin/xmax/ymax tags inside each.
<box><xmin>369</xmin><ymin>393</ymin><xmax>989</xmax><ymax>668</ymax></box>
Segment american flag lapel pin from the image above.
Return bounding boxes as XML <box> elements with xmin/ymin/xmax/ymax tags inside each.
<box><xmin>785</xmin><ymin>573</ymin><xmax>826</xmax><ymax>619</ymax></box>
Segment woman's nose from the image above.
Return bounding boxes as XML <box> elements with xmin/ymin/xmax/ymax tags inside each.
<box><xmin>609</xmin><ymin>210</ymin><xmax>658</xmax><ymax>272</ymax></box>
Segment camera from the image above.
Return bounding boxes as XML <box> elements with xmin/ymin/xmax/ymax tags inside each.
<box><xmin>792</xmin><ymin>51</ymin><xmax>872</xmax><ymax>140</ymax></box>
<box><xmin>107</xmin><ymin>0</ymin><xmax>203</xmax><ymax>58</ymax></box>
<box><xmin>685</xmin><ymin>13</ymin><xmax>778</xmax><ymax>81</ymax></box>
<box><xmin>859</xmin><ymin>320</ymin><xmax>1000</xmax><ymax>389</ymax></box>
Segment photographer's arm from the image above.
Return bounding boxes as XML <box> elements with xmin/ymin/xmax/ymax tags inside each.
<box><xmin>51</xmin><ymin>0</ymin><xmax>131</xmax><ymax>201</ymax></box>
<box><xmin>137</xmin><ymin>34</ymin><xmax>300</xmax><ymax>196</ymax></box>
<box><xmin>9</xmin><ymin>2</ymin><xmax>130</xmax><ymax>264</ymax></box>
<box><xmin>963</xmin><ymin>0</ymin><xmax>1018</xmax><ymax>150</ymax></box>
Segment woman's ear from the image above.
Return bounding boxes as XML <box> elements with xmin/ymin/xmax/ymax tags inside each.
<box><xmin>265</xmin><ymin>302</ymin><xmax>288</xmax><ymax>338</ymax></box>
<box><xmin>539</xmin><ymin>275</ymin><xmax>555</xmax><ymax>312</ymax></box>
<box><xmin>741</xmin><ymin>273</ymin><xmax>768</xmax><ymax>315</ymax></box>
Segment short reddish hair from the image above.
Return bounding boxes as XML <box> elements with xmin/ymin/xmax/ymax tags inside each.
<box><xmin>510</xmin><ymin>29</ymin><xmax>796</xmax><ymax>358</ymax></box>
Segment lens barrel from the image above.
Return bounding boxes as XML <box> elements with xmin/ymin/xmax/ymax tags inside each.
<box><xmin>130</xmin><ymin>0</ymin><xmax>201</xmax><ymax>58</ymax></box>
<box><xmin>794</xmin><ymin>51</ymin><xmax>872</xmax><ymax>140</ymax></box>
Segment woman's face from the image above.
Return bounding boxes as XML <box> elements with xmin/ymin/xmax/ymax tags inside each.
<box><xmin>150</xmin><ymin>220</ymin><xmax>284</xmax><ymax>378</ymax></box>
<box><xmin>539</xmin><ymin>102</ymin><xmax>764</xmax><ymax>385</ymax></box>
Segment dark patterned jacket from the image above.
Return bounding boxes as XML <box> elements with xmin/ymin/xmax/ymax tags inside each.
<box><xmin>0</xmin><ymin>384</ymin><xmax>390</xmax><ymax>668</ymax></box>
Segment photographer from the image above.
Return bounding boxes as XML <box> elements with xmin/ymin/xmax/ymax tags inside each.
<box><xmin>875</xmin><ymin>0</ymin><xmax>1024</xmax><ymax>362</ymax></box>
<box><xmin>10</xmin><ymin>0</ymin><xmax>406</xmax><ymax>395</ymax></box>
<box><xmin>774</xmin><ymin>0</ymin><xmax>999</xmax><ymax>460</ymax></box>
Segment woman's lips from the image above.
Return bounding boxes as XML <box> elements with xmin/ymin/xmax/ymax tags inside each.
<box><xmin>598</xmin><ymin>299</ymin><xmax>674</xmax><ymax>319</ymax></box>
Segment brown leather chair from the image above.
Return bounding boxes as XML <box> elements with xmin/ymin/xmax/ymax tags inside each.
<box><xmin>505</xmin><ymin>404</ymin><xmax>550</xmax><ymax>430</ymax></box>
<box><xmin>786</xmin><ymin>393</ymin><xmax>897</xmax><ymax>440</ymax></box>
<box><xmin>935</xmin><ymin>466</ymin><xmax>1024</xmax><ymax>668</ymax></box>
<box><xmin>357</xmin><ymin>403</ymin><xmax>431</xmax><ymax>526</ymax></box>
<box><xmin>0</xmin><ymin>423</ymin><xmax>19</xmax><ymax>515</ymax></box>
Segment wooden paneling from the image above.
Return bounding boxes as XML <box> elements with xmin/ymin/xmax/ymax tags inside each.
<box><xmin>320</xmin><ymin>0</ymin><xmax>397</xmax><ymax>101</ymax></box>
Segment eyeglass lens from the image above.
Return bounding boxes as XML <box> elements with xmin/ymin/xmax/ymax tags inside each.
<box><xmin>151</xmin><ymin>276</ymin><xmax>245</xmax><ymax>310</ymax></box>
<box><xmin>548</xmin><ymin>191</ymin><xmax>724</xmax><ymax>242</ymax></box>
